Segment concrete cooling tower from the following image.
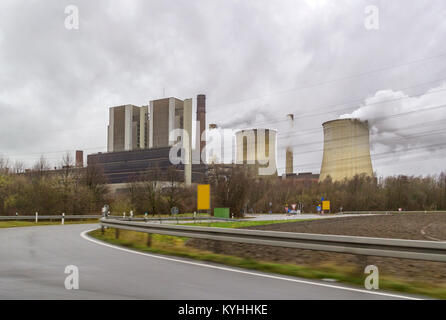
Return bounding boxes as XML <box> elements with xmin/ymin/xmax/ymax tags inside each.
<box><xmin>319</xmin><ymin>119</ymin><xmax>373</xmax><ymax>182</ymax></box>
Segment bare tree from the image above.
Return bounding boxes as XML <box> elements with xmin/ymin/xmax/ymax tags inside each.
<box><xmin>0</xmin><ymin>156</ymin><xmax>10</xmax><ymax>174</ymax></box>
<box><xmin>13</xmin><ymin>161</ymin><xmax>26</xmax><ymax>174</ymax></box>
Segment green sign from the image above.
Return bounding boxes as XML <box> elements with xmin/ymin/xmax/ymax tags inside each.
<box><xmin>214</xmin><ymin>208</ymin><xmax>230</xmax><ymax>219</ymax></box>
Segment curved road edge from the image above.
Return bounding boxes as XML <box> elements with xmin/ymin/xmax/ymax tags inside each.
<box><xmin>80</xmin><ymin>228</ymin><xmax>422</xmax><ymax>300</ymax></box>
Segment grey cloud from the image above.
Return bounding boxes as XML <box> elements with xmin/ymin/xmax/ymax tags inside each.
<box><xmin>0</xmin><ymin>0</ymin><xmax>445</xmax><ymax>176</ymax></box>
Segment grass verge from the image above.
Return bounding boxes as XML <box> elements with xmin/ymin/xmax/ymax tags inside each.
<box><xmin>88</xmin><ymin>223</ymin><xmax>446</xmax><ymax>299</ymax></box>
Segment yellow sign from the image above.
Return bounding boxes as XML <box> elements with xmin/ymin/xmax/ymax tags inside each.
<box><xmin>197</xmin><ymin>184</ymin><xmax>211</xmax><ymax>210</ymax></box>
<box><xmin>322</xmin><ymin>201</ymin><xmax>330</xmax><ymax>211</ymax></box>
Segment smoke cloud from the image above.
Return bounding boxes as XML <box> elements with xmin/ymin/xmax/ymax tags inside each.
<box><xmin>340</xmin><ymin>83</ymin><xmax>446</xmax><ymax>152</ymax></box>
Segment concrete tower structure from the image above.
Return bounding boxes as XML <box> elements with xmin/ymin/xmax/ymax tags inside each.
<box><xmin>183</xmin><ymin>99</ymin><xmax>193</xmax><ymax>186</ymax></box>
<box><xmin>75</xmin><ymin>150</ymin><xmax>84</xmax><ymax>167</ymax></box>
<box><xmin>149</xmin><ymin>97</ymin><xmax>184</xmax><ymax>149</ymax></box>
<box><xmin>107</xmin><ymin>105</ymin><xmax>149</xmax><ymax>152</ymax></box>
<box><xmin>196</xmin><ymin>94</ymin><xmax>206</xmax><ymax>163</ymax></box>
<box><xmin>319</xmin><ymin>118</ymin><xmax>373</xmax><ymax>182</ymax></box>
<box><xmin>285</xmin><ymin>114</ymin><xmax>294</xmax><ymax>175</ymax></box>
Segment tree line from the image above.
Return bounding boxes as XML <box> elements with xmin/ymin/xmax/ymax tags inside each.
<box><xmin>0</xmin><ymin>156</ymin><xmax>445</xmax><ymax>216</ymax></box>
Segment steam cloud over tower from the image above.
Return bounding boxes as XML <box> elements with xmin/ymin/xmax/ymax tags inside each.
<box><xmin>319</xmin><ymin>118</ymin><xmax>373</xmax><ymax>182</ymax></box>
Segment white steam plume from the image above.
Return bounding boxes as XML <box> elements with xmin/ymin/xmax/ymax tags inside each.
<box><xmin>340</xmin><ymin>83</ymin><xmax>446</xmax><ymax>152</ymax></box>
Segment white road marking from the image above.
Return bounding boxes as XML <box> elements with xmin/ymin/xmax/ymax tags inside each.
<box><xmin>80</xmin><ymin>228</ymin><xmax>422</xmax><ymax>300</ymax></box>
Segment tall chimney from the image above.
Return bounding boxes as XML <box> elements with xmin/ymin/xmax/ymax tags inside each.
<box><xmin>197</xmin><ymin>94</ymin><xmax>206</xmax><ymax>163</ymax></box>
<box><xmin>286</xmin><ymin>114</ymin><xmax>294</xmax><ymax>175</ymax></box>
<box><xmin>75</xmin><ymin>150</ymin><xmax>84</xmax><ymax>168</ymax></box>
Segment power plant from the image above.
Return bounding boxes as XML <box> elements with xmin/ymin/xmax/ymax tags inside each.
<box><xmin>90</xmin><ymin>93</ymin><xmax>374</xmax><ymax>190</ymax></box>
<box><xmin>89</xmin><ymin>95</ymin><xmax>208</xmax><ymax>191</ymax></box>
<box><xmin>319</xmin><ymin>118</ymin><xmax>373</xmax><ymax>182</ymax></box>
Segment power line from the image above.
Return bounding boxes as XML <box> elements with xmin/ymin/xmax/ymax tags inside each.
<box><xmin>216</xmin><ymin>76</ymin><xmax>446</xmax><ymax>129</ymax></box>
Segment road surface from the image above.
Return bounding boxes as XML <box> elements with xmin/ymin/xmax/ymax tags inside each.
<box><xmin>0</xmin><ymin>224</ymin><xmax>423</xmax><ymax>300</ymax></box>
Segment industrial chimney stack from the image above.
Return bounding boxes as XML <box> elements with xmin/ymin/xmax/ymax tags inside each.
<box><xmin>197</xmin><ymin>94</ymin><xmax>206</xmax><ymax>163</ymax></box>
<box><xmin>286</xmin><ymin>114</ymin><xmax>294</xmax><ymax>175</ymax></box>
<box><xmin>75</xmin><ymin>150</ymin><xmax>84</xmax><ymax>168</ymax></box>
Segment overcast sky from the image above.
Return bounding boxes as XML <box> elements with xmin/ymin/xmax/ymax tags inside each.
<box><xmin>0</xmin><ymin>0</ymin><xmax>445</xmax><ymax>176</ymax></box>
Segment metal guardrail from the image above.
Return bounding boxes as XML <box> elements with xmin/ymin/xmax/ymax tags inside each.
<box><xmin>109</xmin><ymin>216</ymin><xmax>241</xmax><ymax>223</ymax></box>
<box><xmin>100</xmin><ymin>218</ymin><xmax>446</xmax><ymax>262</ymax></box>
<box><xmin>0</xmin><ymin>215</ymin><xmax>102</xmax><ymax>221</ymax></box>
<box><xmin>0</xmin><ymin>214</ymin><xmax>238</xmax><ymax>223</ymax></box>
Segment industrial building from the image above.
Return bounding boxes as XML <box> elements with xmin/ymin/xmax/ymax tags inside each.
<box><xmin>107</xmin><ymin>104</ymin><xmax>149</xmax><ymax>152</ymax></box>
<box><xmin>149</xmin><ymin>97</ymin><xmax>184</xmax><ymax>148</ymax></box>
<box><xmin>92</xmin><ymin>95</ymin><xmax>207</xmax><ymax>188</ymax></box>
<box><xmin>319</xmin><ymin>118</ymin><xmax>374</xmax><ymax>182</ymax></box>
<box><xmin>87</xmin><ymin>147</ymin><xmax>207</xmax><ymax>192</ymax></box>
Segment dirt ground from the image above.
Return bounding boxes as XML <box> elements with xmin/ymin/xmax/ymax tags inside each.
<box><xmin>187</xmin><ymin>213</ymin><xmax>446</xmax><ymax>285</ymax></box>
<box><xmin>245</xmin><ymin>212</ymin><xmax>446</xmax><ymax>240</ymax></box>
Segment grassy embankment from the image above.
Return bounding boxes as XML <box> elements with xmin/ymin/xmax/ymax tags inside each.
<box><xmin>88</xmin><ymin>219</ymin><xmax>446</xmax><ymax>299</ymax></box>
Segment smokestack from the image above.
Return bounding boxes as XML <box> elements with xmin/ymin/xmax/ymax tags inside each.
<box><xmin>75</xmin><ymin>150</ymin><xmax>84</xmax><ymax>168</ymax></box>
<box><xmin>286</xmin><ymin>114</ymin><xmax>294</xmax><ymax>175</ymax></box>
<box><xmin>183</xmin><ymin>99</ymin><xmax>193</xmax><ymax>186</ymax></box>
<box><xmin>197</xmin><ymin>94</ymin><xmax>206</xmax><ymax>163</ymax></box>
<box><xmin>319</xmin><ymin>118</ymin><xmax>373</xmax><ymax>182</ymax></box>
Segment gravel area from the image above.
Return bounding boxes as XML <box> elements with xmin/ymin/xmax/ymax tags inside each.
<box><xmin>187</xmin><ymin>213</ymin><xmax>446</xmax><ymax>285</ymax></box>
<box><xmin>244</xmin><ymin>213</ymin><xmax>446</xmax><ymax>240</ymax></box>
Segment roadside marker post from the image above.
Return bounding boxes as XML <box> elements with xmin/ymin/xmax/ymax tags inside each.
<box><xmin>61</xmin><ymin>213</ymin><xmax>65</xmax><ymax>225</ymax></box>
<box><xmin>35</xmin><ymin>212</ymin><xmax>38</xmax><ymax>223</ymax></box>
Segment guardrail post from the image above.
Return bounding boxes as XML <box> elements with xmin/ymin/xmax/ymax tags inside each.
<box><xmin>147</xmin><ymin>233</ymin><xmax>152</xmax><ymax>247</ymax></box>
<box><xmin>115</xmin><ymin>228</ymin><xmax>120</xmax><ymax>239</ymax></box>
<box><xmin>101</xmin><ymin>225</ymin><xmax>105</xmax><ymax>235</ymax></box>
<box><xmin>61</xmin><ymin>213</ymin><xmax>65</xmax><ymax>225</ymax></box>
<box><xmin>123</xmin><ymin>212</ymin><xmax>126</xmax><ymax>219</ymax></box>
<box><xmin>35</xmin><ymin>212</ymin><xmax>38</xmax><ymax>223</ymax></box>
